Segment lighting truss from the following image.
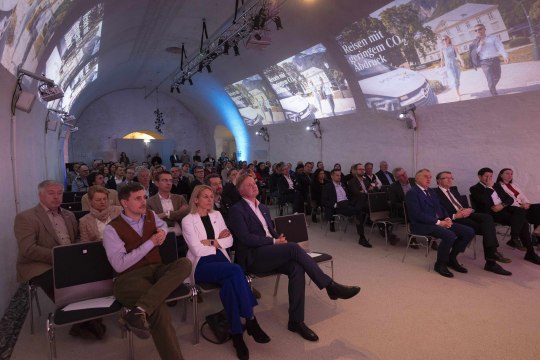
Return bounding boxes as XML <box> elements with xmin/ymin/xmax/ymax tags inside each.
<box><xmin>171</xmin><ymin>0</ymin><xmax>280</xmax><ymax>89</ymax></box>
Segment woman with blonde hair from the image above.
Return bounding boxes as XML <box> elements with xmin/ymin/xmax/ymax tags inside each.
<box><xmin>440</xmin><ymin>35</ymin><xmax>465</xmax><ymax>100</ymax></box>
<box><xmin>182</xmin><ymin>185</ymin><xmax>269</xmax><ymax>359</ymax></box>
<box><xmin>79</xmin><ymin>186</ymin><xmax>122</xmax><ymax>242</ymax></box>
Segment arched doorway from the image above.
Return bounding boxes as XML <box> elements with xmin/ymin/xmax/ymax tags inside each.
<box><xmin>214</xmin><ymin>125</ymin><xmax>236</xmax><ymax>160</ymax></box>
<box><xmin>117</xmin><ymin>130</ymin><xmax>172</xmax><ymax>165</ymax></box>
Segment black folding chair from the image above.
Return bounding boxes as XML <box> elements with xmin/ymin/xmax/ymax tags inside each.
<box><xmin>60</xmin><ymin>202</ymin><xmax>82</xmax><ymax>211</ymax></box>
<box><xmin>367</xmin><ymin>192</ymin><xmax>403</xmax><ymax>249</ymax></box>
<box><xmin>47</xmin><ymin>241</ymin><xmax>124</xmax><ymax>359</ymax></box>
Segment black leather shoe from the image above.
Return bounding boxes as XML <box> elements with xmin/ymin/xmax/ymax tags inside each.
<box><xmin>487</xmin><ymin>251</ymin><xmax>512</xmax><ymax>264</ymax></box>
<box><xmin>359</xmin><ymin>236</ymin><xmax>372</xmax><ymax>248</ymax></box>
<box><xmin>326</xmin><ymin>281</ymin><xmax>360</xmax><ymax>300</ymax></box>
<box><xmin>484</xmin><ymin>262</ymin><xmax>512</xmax><ymax>276</ymax></box>
<box><xmin>524</xmin><ymin>250</ymin><xmax>540</xmax><ymax>265</ymax></box>
<box><xmin>246</xmin><ymin>317</ymin><xmax>270</xmax><ymax>343</ymax></box>
<box><xmin>430</xmin><ymin>240</ymin><xmax>439</xmax><ymax>250</ymax></box>
<box><xmin>507</xmin><ymin>239</ymin><xmax>526</xmax><ymax>251</ymax></box>
<box><xmin>434</xmin><ymin>262</ymin><xmax>454</xmax><ymax>278</ymax></box>
<box><xmin>287</xmin><ymin>321</ymin><xmax>319</xmax><ymax>342</ymax></box>
<box><xmin>448</xmin><ymin>259</ymin><xmax>468</xmax><ymax>273</ymax></box>
<box><xmin>232</xmin><ymin>334</ymin><xmax>249</xmax><ymax>360</ymax></box>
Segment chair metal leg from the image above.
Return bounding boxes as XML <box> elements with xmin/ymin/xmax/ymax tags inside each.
<box><xmin>127</xmin><ymin>329</ymin><xmax>134</xmax><ymax>360</ymax></box>
<box><xmin>28</xmin><ymin>284</ymin><xmax>34</xmax><ymax>335</ymax></box>
<box><xmin>191</xmin><ymin>287</ymin><xmax>199</xmax><ymax>345</ymax></box>
<box><xmin>46</xmin><ymin>314</ymin><xmax>56</xmax><ymax>360</ymax></box>
<box><xmin>273</xmin><ymin>275</ymin><xmax>281</xmax><ymax>297</ymax></box>
<box><xmin>402</xmin><ymin>236</ymin><xmax>412</xmax><ymax>263</ymax></box>
<box><xmin>425</xmin><ymin>239</ymin><xmax>431</xmax><ymax>272</ymax></box>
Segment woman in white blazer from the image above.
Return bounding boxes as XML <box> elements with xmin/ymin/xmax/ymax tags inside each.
<box><xmin>497</xmin><ymin>168</ymin><xmax>540</xmax><ymax>236</ymax></box>
<box><xmin>182</xmin><ymin>185</ymin><xmax>269</xmax><ymax>360</ymax></box>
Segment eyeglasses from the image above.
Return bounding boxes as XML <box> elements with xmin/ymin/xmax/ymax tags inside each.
<box><xmin>474</xmin><ymin>28</ymin><xmax>485</xmax><ymax>32</ymax></box>
<box><xmin>439</xmin><ymin>177</ymin><xmax>454</xmax><ymax>180</ymax></box>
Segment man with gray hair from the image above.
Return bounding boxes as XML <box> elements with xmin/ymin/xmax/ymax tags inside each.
<box><xmin>135</xmin><ymin>167</ymin><xmax>158</xmax><ymax>197</ymax></box>
<box><xmin>15</xmin><ymin>181</ymin><xmax>78</xmax><ymax>298</ymax></box>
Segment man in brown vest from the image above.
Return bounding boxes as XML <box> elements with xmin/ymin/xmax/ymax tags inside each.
<box><xmin>103</xmin><ymin>183</ymin><xmax>191</xmax><ymax>360</ymax></box>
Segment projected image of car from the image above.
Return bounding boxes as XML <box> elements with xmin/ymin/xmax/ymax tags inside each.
<box><xmin>233</xmin><ymin>99</ymin><xmax>263</xmax><ymax>126</ymax></box>
<box><xmin>239</xmin><ymin>107</ymin><xmax>263</xmax><ymax>126</ymax></box>
<box><xmin>352</xmin><ymin>57</ymin><xmax>437</xmax><ymax>111</ymax></box>
<box><xmin>275</xmin><ymin>86</ymin><xmax>314</xmax><ymax>122</ymax></box>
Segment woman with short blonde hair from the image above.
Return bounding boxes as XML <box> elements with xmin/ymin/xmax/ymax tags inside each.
<box><xmin>182</xmin><ymin>185</ymin><xmax>269</xmax><ymax>359</ymax></box>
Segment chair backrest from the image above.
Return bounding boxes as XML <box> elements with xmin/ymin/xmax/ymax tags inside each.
<box><xmin>61</xmin><ymin>202</ymin><xmax>82</xmax><ymax>211</ymax></box>
<box><xmin>53</xmin><ymin>241</ymin><xmax>114</xmax><ymax>307</ymax></box>
<box><xmin>73</xmin><ymin>210</ymin><xmax>90</xmax><ymax>221</ymax></box>
<box><xmin>468</xmin><ymin>194</ymin><xmax>478</xmax><ymax>210</ymax></box>
<box><xmin>459</xmin><ymin>193</ymin><xmax>470</xmax><ymax>208</ymax></box>
<box><xmin>159</xmin><ymin>232</ymin><xmax>179</xmax><ymax>264</ymax></box>
<box><xmin>274</xmin><ymin>213</ymin><xmax>309</xmax><ymax>251</ymax></box>
<box><xmin>62</xmin><ymin>191</ymin><xmax>86</xmax><ymax>203</ymax></box>
<box><xmin>367</xmin><ymin>192</ymin><xmax>390</xmax><ymax>221</ymax></box>
<box><xmin>380</xmin><ymin>185</ymin><xmax>390</xmax><ymax>193</ymax></box>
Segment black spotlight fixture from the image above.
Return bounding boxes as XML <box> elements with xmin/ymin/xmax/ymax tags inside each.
<box><xmin>206</xmin><ymin>64</ymin><xmax>212</xmax><ymax>73</ymax></box>
<box><xmin>188</xmin><ymin>78</ymin><xmax>194</xmax><ymax>86</ymax></box>
<box><xmin>198</xmin><ymin>63</ymin><xmax>204</xmax><ymax>72</ymax></box>
<box><xmin>170</xmin><ymin>86</ymin><xmax>174</xmax><ymax>93</ymax></box>
<box><xmin>176</xmin><ymin>86</ymin><xmax>180</xmax><ymax>94</ymax></box>
<box><xmin>223</xmin><ymin>41</ymin><xmax>230</xmax><ymax>55</ymax></box>
<box><xmin>180</xmin><ymin>77</ymin><xmax>186</xmax><ymax>85</ymax></box>
<box><xmin>233</xmin><ymin>44</ymin><xmax>240</xmax><ymax>56</ymax></box>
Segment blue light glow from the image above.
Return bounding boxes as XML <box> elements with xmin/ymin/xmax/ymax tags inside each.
<box><xmin>204</xmin><ymin>84</ymin><xmax>250</xmax><ymax>161</ymax></box>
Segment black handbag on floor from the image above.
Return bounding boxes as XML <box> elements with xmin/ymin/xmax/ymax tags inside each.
<box><xmin>200</xmin><ymin>309</ymin><xmax>231</xmax><ymax>344</ymax></box>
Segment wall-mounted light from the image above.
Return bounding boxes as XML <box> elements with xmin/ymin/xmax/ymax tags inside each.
<box><xmin>306</xmin><ymin>118</ymin><xmax>322</xmax><ymax>139</ymax></box>
<box><xmin>397</xmin><ymin>104</ymin><xmax>417</xmax><ymax>130</ymax></box>
<box><xmin>17</xmin><ymin>65</ymin><xmax>64</xmax><ymax>103</ymax></box>
<box><xmin>46</xmin><ymin>108</ymin><xmax>77</xmax><ymax>133</ymax></box>
<box><xmin>255</xmin><ymin>126</ymin><xmax>269</xmax><ymax>142</ymax></box>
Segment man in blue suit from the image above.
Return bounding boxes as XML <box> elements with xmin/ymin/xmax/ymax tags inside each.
<box><xmin>229</xmin><ymin>174</ymin><xmax>360</xmax><ymax>342</ymax></box>
<box><xmin>405</xmin><ymin>169</ymin><xmax>474</xmax><ymax>278</ymax></box>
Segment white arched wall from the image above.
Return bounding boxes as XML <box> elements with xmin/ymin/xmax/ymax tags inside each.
<box><xmin>251</xmin><ymin>91</ymin><xmax>540</xmax><ymax>202</ymax></box>
<box><xmin>70</xmin><ymin>89</ymin><xmax>213</xmax><ymax>164</ymax></box>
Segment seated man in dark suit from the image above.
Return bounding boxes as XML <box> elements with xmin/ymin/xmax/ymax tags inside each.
<box><xmin>322</xmin><ymin>169</ymin><xmax>371</xmax><ymax>247</ymax></box>
<box><xmin>376</xmin><ymin>161</ymin><xmax>395</xmax><ymax>186</ymax></box>
<box><xmin>277</xmin><ymin>164</ymin><xmax>304</xmax><ymax>215</ymax></box>
<box><xmin>405</xmin><ymin>169</ymin><xmax>474</xmax><ymax>278</ymax></box>
<box><xmin>435</xmin><ymin>171</ymin><xmax>511</xmax><ymax>276</ymax></box>
<box><xmin>470</xmin><ymin>167</ymin><xmax>540</xmax><ymax>265</ymax></box>
<box><xmin>228</xmin><ymin>175</ymin><xmax>360</xmax><ymax>342</ymax></box>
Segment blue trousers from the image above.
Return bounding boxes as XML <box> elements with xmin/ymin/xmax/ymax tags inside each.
<box><xmin>195</xmin><ymin>252</ymin><xmax>257</xmax><ymax>334</ymax></box>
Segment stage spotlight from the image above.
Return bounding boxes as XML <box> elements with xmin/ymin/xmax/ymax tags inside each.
<box><xmin>306</xmin><ymin>119</ymin><xmax>322</xmax><ymax>139</ymax></box>
<box><xmin>176</xmin><ymin>86</ymin><xmax>180</xmax><ymax>94</ymax></box>
<box><xmin>198</xmin><ymin>63</ymin><xmax>204</xmax><ymax>72</ymax></box>
<box><xmin>233</xmin><ymin>44</ymin><xmax>240</xmax><ymax>56</ymax></box>
<box><xmin>255</xmin><ymin>127</ymin><xmax>269</xmax><ymax>142</ymax></box>
<box><xmin>188</xmin><ymin>78</ymin><xmax>194</xmax><ymax>86</ymax></box>
<box><xmin>206</xmin><ymin>65</ymin><xmax>212</xmax><ymax>73</ymax></box>
<box><xmin>223</xmin><ymin>42</ymin><xmax>230</xmax><ymax>55</ymax></box>
<box><xmin>170</xmin><ymin>86</ymin><xmax>174</xmax><ymax>93</ymax></box>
